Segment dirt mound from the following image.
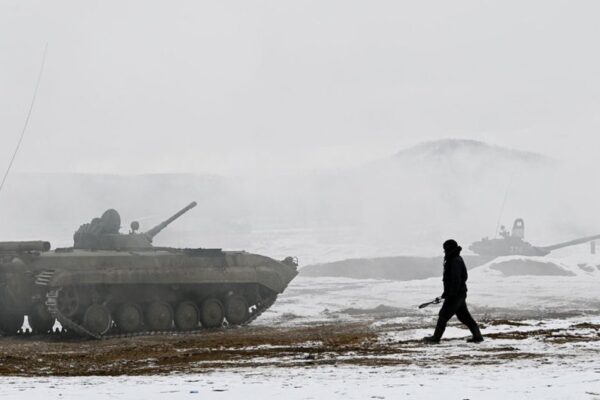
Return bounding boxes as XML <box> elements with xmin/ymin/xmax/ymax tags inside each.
<box><xmin>301</xmin><ymin>255</ymin><xmax>490</xmax><ymax>280</ymax></box>
<box><xmin>489</xmin><ymin>259</ymin><xmax>576</xmax><ymax>276</ymax></box>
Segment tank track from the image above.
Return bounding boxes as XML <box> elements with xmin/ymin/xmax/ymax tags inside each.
<box><xmin>46</xmin><ymin>288</ymin><xmax>102</xmax><ymax>339</ymax></box>
<box><xmin>45</xmin><ymin>287</ymin><xmax>277</xmax><ymax>340</ymax></box>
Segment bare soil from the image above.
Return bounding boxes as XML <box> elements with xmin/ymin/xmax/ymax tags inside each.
<box><xmin>0</xmin><ymin>318</ymin><xmax>598</xmax><ymax>376</ymax></box>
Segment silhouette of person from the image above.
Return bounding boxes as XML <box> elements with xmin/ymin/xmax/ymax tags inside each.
<box><xmin>423</xmin><ymin>239</ymin><xmax>483</xmax><ymax>344</ymax></box>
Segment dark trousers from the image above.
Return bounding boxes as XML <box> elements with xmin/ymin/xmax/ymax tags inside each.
<box><xmin>433</xmin><ymin>293</ymin><xmax>481</xmax><ymax>339</ymax></box>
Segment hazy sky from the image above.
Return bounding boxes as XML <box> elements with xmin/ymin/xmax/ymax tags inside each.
<box><xmin>1</xmin><ymin>1</ymin><xmax>599</xmax><ymax>175</ymax></box>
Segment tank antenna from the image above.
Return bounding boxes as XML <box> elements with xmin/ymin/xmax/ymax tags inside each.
<box><xmin>494</xmin><ymin>172</ymin><xmax>514</xmax><ymax>238</ymax></box>
<box><xmin>0</xmin><ymin>43</ymin><xmax>48</xmax><ymax>197</ymax></box>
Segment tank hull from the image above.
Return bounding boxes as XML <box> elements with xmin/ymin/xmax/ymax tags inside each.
<box><xmin>0</xmin><ymin>247</ymin><xmax>298</xmax><ymax>338</ymax></box>
<box><xmin>468</xmin><ymin>236</ymin><xmax>549</xmax><ymax>257</ymax></box>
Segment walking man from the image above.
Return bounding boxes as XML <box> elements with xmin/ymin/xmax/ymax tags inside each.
<box><xmin>423</xmin><ymin>239</ymin><xmax>484</xmax><ymax>344</ymax></box>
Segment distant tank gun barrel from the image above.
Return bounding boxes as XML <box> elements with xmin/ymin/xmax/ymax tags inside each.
<box><xmin>0</xmin><ymin>241</ymin><xmax>50</xmax><ymax>253</ymax></box>
<box><xmin>538</xmin><ymin>233</ymin><xmax>600</xmax><ymax>253</ymax></box>
<box><xmin>144</xmin><ymin>201</ymin><xmax>197</xmax><ymax>240</ymax></box>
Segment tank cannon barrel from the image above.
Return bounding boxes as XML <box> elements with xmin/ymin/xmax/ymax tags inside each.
<box><xmin>144</xmin><ymin>201</ymin><xmax>197</xmax><ymax>240</ymax></box>
<box><xmin>0</xmin><ymin>241</ymin><xmax>50</xmax><ymax>253</ymax></box>
<box><xmin>538</xmin><ymin>233</ymin><xmax>600</xmax><ymax>253</ymax></box>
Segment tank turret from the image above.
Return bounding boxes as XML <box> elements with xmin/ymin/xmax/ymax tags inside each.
<box><xmin>73</xmin><ymin>201</ymin><xmax>197</xmax><ymax>250</ymax></box>
<box><xmin>469</xmin><ymin>218</ymin><xmax>600</xmax><ymax>258</ymax></box>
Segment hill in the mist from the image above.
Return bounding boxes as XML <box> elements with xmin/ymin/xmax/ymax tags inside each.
<box><xmin>369</xmin><ymin>138</ymin><xmax>554</xmax><ymax>181</ymax></box>
<box><xmin>330</xmin><ymin>138</ymin><xmax>568</xmax><ymax>248</ymax></box>
<box><xmin>395</xmin><ymin>138</ymin><xmax>551</xmax><ymax>164</ymax></box>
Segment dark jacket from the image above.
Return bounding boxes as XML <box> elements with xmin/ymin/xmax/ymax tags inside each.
<box><xmin>442</xmin><ymin>247</ymin><xmax>468</xmax><ymax>298</ymax></box>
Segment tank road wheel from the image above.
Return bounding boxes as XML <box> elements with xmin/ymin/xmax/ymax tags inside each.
<box><xmin>146</xmin><ymin>302</ymin><xmax>173</xmax><ymax>331</ymax></box>
<box><xmin>83</xmin><ymin>304</ymin><xmax>112</xmax><ymax>336</ymax></box>
<box><xmin>28</xmin><ymin>303</ymin><xmax>55</xmax><ymax>334</ymax></box>
<box><xmin>0</xmin><ymin>314</ymin><xmax>24</xmax><ymax>335</ymax></box>
<box><xmin>57</xmin><ymin>287</ymin><xmax>80</xmax><ymax>318</ymax></box>
<box><xmin>175</xmin><ymin>301</ymin><xmax>200</xmax><ymax>331</ymax></box>
<box><xmin>224</xmin><ymin>295</ymin><xmax>249</xmax><ymax>325</ymax></box>
<box><xmin>200</xmin><ymin>298</ymin><xmax>224</xmax><ymax>328</ymax></box>
<box><xmin>116</xmin><ymin>303</ymin><xmax>143</xmax><ymax>333</ymax></box>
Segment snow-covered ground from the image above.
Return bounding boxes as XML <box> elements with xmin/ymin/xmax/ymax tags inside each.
<box><xmin>264</xmin><ymin>253</ymin><xmax>600</xmax><ymax>327</ymax></box>
<box><xmin>1</xmin><ymin>363</ymin><xmax>600</xmax><ymax>400</ymax></box>
<box><xmin>2</xmin><ymin>252</ymin><xmax>600</xmax><ymax>399</ymax></box>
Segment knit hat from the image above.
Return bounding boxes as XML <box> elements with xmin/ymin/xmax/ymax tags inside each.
<box><xmin>443</xmin><ymin>239</ymin><xmax>459</xmax><ymax>252</ymax></box>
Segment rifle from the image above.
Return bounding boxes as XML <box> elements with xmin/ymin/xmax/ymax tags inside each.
<box><xmin>418</xmin><ymin>297</ymin><xmax>442</xmax><ymax>309</ymax></box>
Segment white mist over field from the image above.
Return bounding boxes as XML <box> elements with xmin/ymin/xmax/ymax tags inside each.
<box><xmin>0</xmin><ymin>139</ymin><xmax>598</xmax><ymax>265</ymax></box>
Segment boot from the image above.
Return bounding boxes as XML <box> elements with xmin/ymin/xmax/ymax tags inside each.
<box><xmin>423</xmin><ymin>319</ymin><xmax>446</xmax><ymax>344</ymax></box>
<box><xmin>422</xmin><ymin>335</ymin><xmax>440</xmax><ymax>344</ymax></box>
<box><xmin>466</xmin><ymin>324</ymin><xmax>484</xmax><ymax>343</ymax></box>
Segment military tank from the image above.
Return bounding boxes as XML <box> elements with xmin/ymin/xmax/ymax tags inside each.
<box><xmin>0</xmin><ymin>202</ymin><xmax>298</xmax><ymax>339</ymax></box>
<box><xmin>469</xmin><ymin>218</ymin><xmax>600</xmax><ymax>257</ymax></box>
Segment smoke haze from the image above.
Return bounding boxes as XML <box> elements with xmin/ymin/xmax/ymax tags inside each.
<box><xmin>1</xmin><ymin>1</ymin><xmax>599</xmax><ymax>265</ymax></box>
<box><xmin>1</xmin><ymin>139</ymin><xmax>598</xmax><ymax>265</ymax></box>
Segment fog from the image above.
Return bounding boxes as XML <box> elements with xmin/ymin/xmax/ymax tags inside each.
<box><xmin>1</xmin><ymin>1</ymin><xmax>600</xmax><ymax>265</ymax></box>
<box><xmin>0</xmin><ymin>139</ymin><xmax>598</xmax><ymax>266</ymax></box>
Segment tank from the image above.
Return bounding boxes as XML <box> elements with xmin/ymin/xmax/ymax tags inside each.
<box><xmin>0</xmin><ymin>202</ymin><xmax>298</xmax><ymax>338</ymax></box>
<box><xmin>469</xmin><ymin>218</ymin><xmax>600</xmax><ymax>257</ymax></box>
